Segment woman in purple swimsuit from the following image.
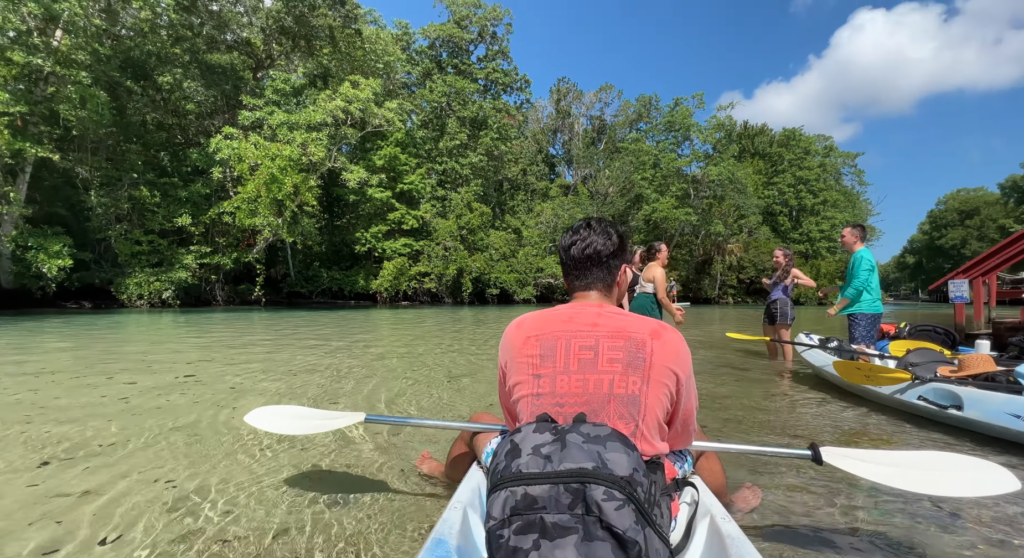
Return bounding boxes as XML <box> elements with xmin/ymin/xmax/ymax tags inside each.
<box><xmin>762</xmin><ymin>247</ymin><xmax>816</xmax><ymax>361</ymax></box>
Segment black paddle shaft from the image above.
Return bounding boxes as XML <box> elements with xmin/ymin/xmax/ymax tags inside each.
<box><xmin>767</xmin><ymin>336</ymin><xmax>1024</xmax><ymax>394</ymax></box>
<box><xmin>763</xmin><ymin>336</ymin><xmax>888</xmax><ymax>360</ymax></box>
<box><xmin>921</xmin><ymin>376</ymin><xmax>1024</xmax><ymax>394</ymax></box>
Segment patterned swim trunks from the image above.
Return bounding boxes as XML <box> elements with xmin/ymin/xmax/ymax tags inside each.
<box><xmin>847</xmin><ymin>312</ymin><xmax>883</xmax><ymax>347</ymax></box>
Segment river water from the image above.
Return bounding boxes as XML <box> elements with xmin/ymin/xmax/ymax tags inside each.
<box><xmin>2</xmin><ymin>304</ymin><xmax>1023</xmax><ymax>558</ymax></box>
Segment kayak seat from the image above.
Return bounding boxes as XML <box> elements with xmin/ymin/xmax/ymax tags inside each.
<box><xmin>892</xmin><ymin>323</ymin><xmax>960</xmax><ymax>352</ymax></box>
<box><xmin>817</xmin><ymin>336</ymin><xmax>857</xmax><ymax>360</ymax></box>
<box><xmin>895</xmin><ymin>348</ymin><xmax>955</xmax><ymax>380</ymax></box>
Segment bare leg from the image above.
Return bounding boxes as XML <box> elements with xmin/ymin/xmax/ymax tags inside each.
<box><xmin>690</xmin><ymin>425</ymin><xmax>762</xmax><ymax>518</ymax></box>
<box><xmin>852</xmin><ymin>344</ymin><xmax>872</xmax><ymax>362</ymax></box>
<box><xmin>775</xmin><ymin>324</ymin><xmax>793</xmax><ymax>362</ymax></box>
<box><xmin>763</xmin><ymin>323</ymin><xmax>778</xmax><ymax>360</ymax></box>
<box><xmin>415</xmin><ymin>412</ymin><xmax>502</xmax><ymax>484</ymax></box>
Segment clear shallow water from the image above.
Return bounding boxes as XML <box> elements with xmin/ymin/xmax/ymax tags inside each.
<box><xmin>2</xmin><ymin>304</ymin><xmax>1023</xmax><ymax>558</ymax></box>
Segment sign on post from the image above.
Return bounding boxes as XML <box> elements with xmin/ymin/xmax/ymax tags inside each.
<box><xmin>948</xmin><ymin>279</ymin><xmax>971</xmax><ymax>303</ymax></box>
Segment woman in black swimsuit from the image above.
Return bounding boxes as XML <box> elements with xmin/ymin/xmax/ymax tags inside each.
<box><xmin>620</xmin><ymin>247</ymin><xmax>642</xmax><ymax>310</ymax></box>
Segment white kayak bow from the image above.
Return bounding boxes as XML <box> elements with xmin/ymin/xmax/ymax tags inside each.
<box><xmin>243</xmin><ymin>405</ymin><xmax>1021</xmax><ymax>498</ymax></box>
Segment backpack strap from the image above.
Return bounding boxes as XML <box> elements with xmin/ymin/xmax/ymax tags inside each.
<box><xmin>662</xmin><ymin>477</ymin><xmax>700</xmax><ymax>554</ymax></box>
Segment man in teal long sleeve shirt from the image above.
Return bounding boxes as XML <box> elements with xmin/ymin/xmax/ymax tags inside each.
<box><xmin>818</xmin><ymin>224</ymin><xmax>884</xmax><ymax>350</ymax></box>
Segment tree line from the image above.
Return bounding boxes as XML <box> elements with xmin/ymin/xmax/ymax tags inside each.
<box><xmin>881</xmin><ymin>162</ymin><xmax>1024</xmax><ymax>295</ymax></box>
<box><xmin>1</xmin><ymin>0</ymin><xmax>875</xmax><ymax>307</ymax></box>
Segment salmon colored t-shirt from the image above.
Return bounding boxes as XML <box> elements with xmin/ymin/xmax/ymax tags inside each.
<box><xmin>497</xmin><ymin>302</ymin><xmax>699</xmax><ymax>459</ymax></box>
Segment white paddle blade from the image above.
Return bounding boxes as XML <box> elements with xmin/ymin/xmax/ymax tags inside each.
<box><xmin>821</xmin><ymin>447</ymin><xmax>1021</xmax><ymax>497</ymax></box>
<box><xmin>243</xmin><ymin>405</ymin><xmax>367</xmax><ymax>435</ymax></box>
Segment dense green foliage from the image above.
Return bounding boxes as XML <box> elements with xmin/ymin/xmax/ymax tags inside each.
<box><xmin>882</xmin><ymin>163</ymin><xmax>1024</xmax><ymax>295</ymax></box>
<box><xmin>1</xmin><ymin>0</ymin><xmax>876</xmax><ymax>306</ymax></box>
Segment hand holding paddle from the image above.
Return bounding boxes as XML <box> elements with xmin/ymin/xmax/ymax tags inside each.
<box><xmin>243</xmin><ymin>405</ymin><xmax>1021</xmax><ymax>498</ymax></box>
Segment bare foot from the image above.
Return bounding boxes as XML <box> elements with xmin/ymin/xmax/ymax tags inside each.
<box><xmin>415</xmin><ymin>450</ymin><xmax>448</xmax><ymax>482</ymax></box>
<box><xmin>726</xmin><ymin>482</ymin><xmax>762</xmax><ymax>519</ymax></box>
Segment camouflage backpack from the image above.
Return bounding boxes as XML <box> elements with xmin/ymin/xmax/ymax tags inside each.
<box><xmin>484</xmin><ymin>412</ymin><xmax>698</xmax><ymax>558</ymax></box>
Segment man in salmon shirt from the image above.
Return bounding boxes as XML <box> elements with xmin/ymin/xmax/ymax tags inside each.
<box><xmin>415</xmin><ymin>217</ymin><xmax>762</xmax><ymax>516</ymax></box>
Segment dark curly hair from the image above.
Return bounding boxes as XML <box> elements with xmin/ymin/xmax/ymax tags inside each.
<box><xmin>557</xmin><ymin>218</ymin><xmax>631</xmax><ymax>295</ymax></box>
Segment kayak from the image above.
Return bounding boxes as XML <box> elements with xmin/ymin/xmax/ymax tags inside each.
<box><xmin>415</xmin><ymin>463</ymin><xmax>762</xmax><ymax>558</ymax></box>
<box><xmin>794</xmin><ymin>332</ymin><xmax>1024</xmax><ymax>445</ymax></box>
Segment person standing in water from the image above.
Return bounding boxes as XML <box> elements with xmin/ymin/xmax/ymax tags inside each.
<box><xmin>818</xmin><ymin>224</ymin><xmax>884</xmax><ymax>353</ymax></box>
<box><xmin>629</xmin><ymin>241</ymin><xmax>685</xmax><ymax>324</ymax></box>
<box><xmin>761</xmin><ymin>247</ymin><xmax>816</xmax><ymax>361</ymax></box>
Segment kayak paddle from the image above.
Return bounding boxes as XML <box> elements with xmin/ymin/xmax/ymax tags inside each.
<box><xmin>831</xmin><ymin>360</ymin><xmax>916</xmax><ymax>386</ymax></box>
<box><xmin>243</xmin><ymin>405</ymin><xmax>1021</xmax><ymax>498</ymax></box>
<box><xmin>888</xmin><ymin>339</ymin><xmax>954</xmax><ymax>357</ymax></box>
<box><xmin>832</xmin><ymin>360</ymin><xmax>1024</xmax><ymax>393</ymax></box>
<box><xmin>726</xmin><ymin>332</ymin><xmax>963</xmax><ymax>359</ymax></box>
<box><xmin>725</xmin><ymin>333</ymin><xmax>887</xmax><ymax>359</ymax></box>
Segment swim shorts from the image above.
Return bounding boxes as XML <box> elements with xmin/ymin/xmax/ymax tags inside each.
<box><xmin>762</xmin><ymin>297</ymin><xmax>795</xmax><ymax>326</ymax></box>
<box><xmin>847</xmin><ymin>312</ymin><xmax>883</xmax><ymax>347</ymax></box>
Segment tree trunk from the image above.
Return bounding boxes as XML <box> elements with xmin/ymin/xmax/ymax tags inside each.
<box><xmin>284</xmin><ymin>239</ymin><xmax>295</xmax><ymax>279</ymax></box>
<box><xmin>1</xmin><ymin>23</ymin><xmax>63</xmax><ymax>289</ymax></box>
<box><xmin>0</xmin><ymin>158</ymin><xmax>35</xmax><ymax>289</ymax></box>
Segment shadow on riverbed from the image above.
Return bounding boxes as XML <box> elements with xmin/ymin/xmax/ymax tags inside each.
<box><xmin>284</xmin><ymin>469</ymin><xmax>447</xmax><ymax>499</ymax></box>
<box><xmin>743</xmin><ymin>524</ymin><xmax>926</xmax><ymax>557</ymax></box>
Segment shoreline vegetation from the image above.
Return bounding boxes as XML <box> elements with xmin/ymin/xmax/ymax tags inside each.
<box><xmin>1</xmin><ymin>1</ymin><xmax>1018</xmax><ymax>311</ymax></box>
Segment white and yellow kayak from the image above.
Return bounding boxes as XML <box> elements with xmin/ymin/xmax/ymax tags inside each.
<box><xmin>795</xmin><ymin>332</ymin><xmax>1024</xmax><ymax>445</ymax></box>
<box><xmin>415</xmin><ymin>463</ymin><xmax>761</xmax><ymax>558</ymax></box>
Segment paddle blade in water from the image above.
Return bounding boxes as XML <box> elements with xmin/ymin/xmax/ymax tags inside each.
<box><xmin>820</xmin><ymin>446</ymin><xmax>1021</xmax><ymax>497</ymax></box>
<box><xmin>244</xmin><ymin>405</ymin><xmax>367</xmax><ymax>435</ymax></box>
<box><xmin>726</xmin><ymin>332</ymin><xmax>770</xmax><ymax>341</ymax></box>
<box><xmin>833</xmin><ymin>361</ymin><xmax>913</xmax><ymax>387</ymax></box>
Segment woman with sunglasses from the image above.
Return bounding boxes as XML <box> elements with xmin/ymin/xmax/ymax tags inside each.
<box><xmin>629</xmin><ymin>242</ymin><xmax>685</xmax><ymax>325</ymax></box>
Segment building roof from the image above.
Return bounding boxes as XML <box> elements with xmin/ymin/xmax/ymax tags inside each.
<box><xmin>929</xmin><ymin>229</ymin><xmax>1024</xmax><ymax>290</ymax></box>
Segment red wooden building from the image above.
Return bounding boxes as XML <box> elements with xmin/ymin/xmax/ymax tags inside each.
<box><xmin>929</xmin><ymin>229</ymin><xmax>1024</xmax><ymax>342</ymax></box>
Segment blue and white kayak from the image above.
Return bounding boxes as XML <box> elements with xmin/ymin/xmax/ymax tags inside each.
<box><xmin>415</xmin><ymin>463</ymin><xmax>761</xmax><ymax>558</ymax></box>
<box><xmin>795</xmin><ymin>332</ymin><xmax>1024</xmax><ymax>445</ymax></box>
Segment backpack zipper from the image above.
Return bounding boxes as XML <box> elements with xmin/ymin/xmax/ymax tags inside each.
<box><xmin>488</xmin><ymin>469</ymin><xmax>672</xmax><ymax>548</ymax></box>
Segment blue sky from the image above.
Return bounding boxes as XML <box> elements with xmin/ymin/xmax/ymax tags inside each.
<box><xmin>362</xmin><ymin>0</ymin><xmax>1024</xmax><ymax>262</ymax></box>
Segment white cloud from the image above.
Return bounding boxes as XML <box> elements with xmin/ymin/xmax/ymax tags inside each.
<box><xmin>719</xmin><ymin>0</ymin><xmax>1024</xmax><ymax>141</ymax></box>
